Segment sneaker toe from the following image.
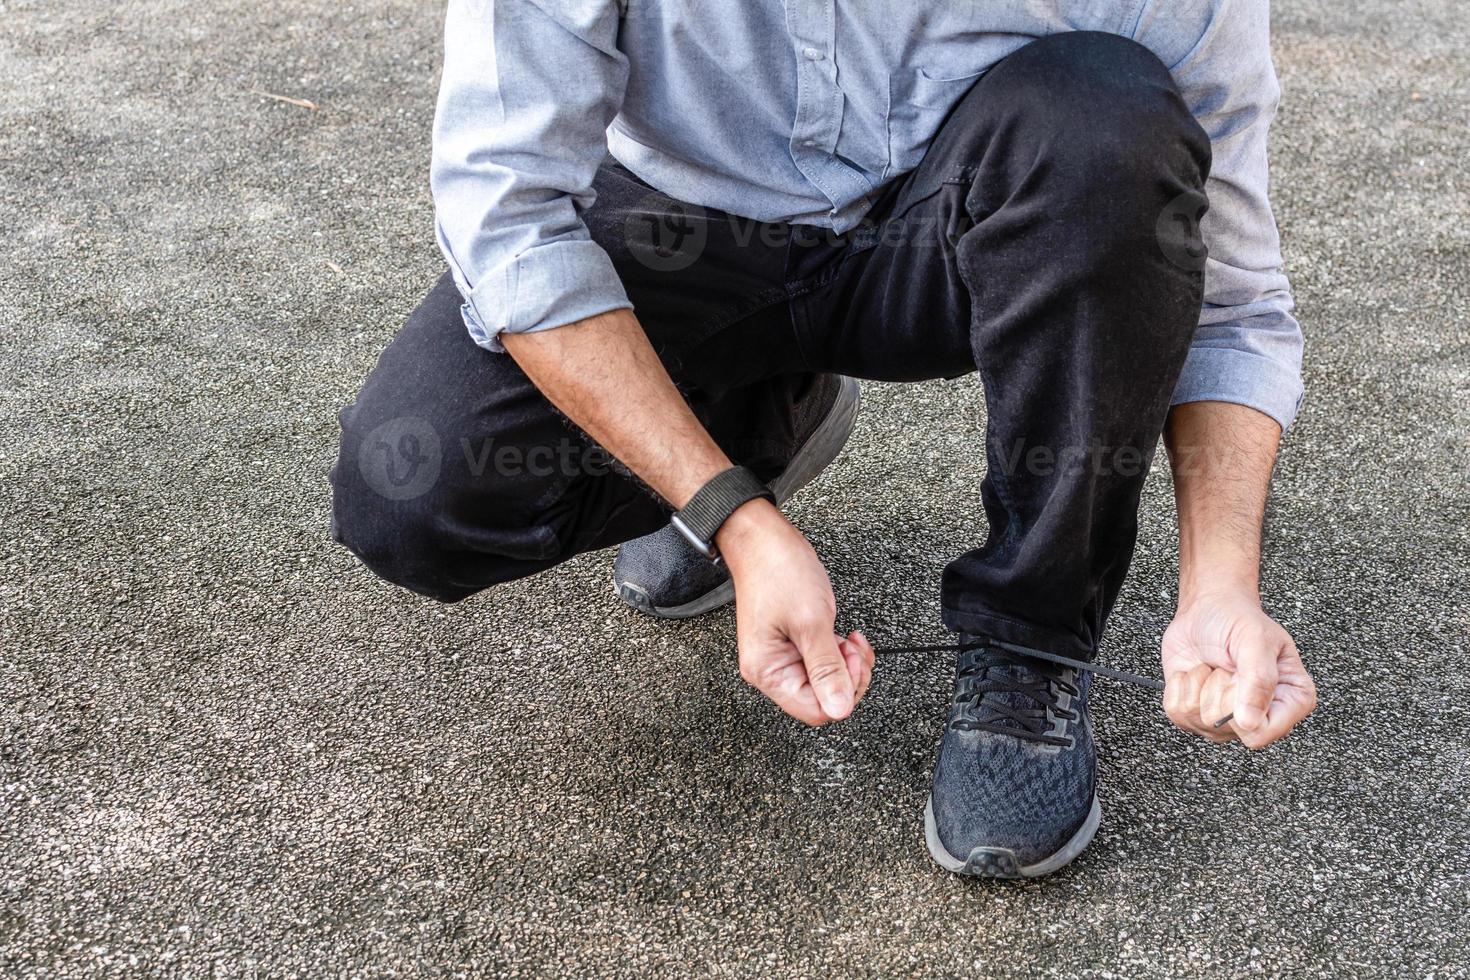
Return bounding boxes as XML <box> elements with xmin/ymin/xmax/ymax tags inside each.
<box><xmin>613</xmin><ymin>523</ymin><xmax>730</xmax><ymax>614</ymax></box>
<box><xmin>931</xmin><ymin>736</ymin><xmax>1096</xmax><ymax>870</ymax></box>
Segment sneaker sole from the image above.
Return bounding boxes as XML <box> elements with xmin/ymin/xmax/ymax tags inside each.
<box><xmin>615</xmin><ymin>376</ymin><xmax>861</xmax><ymax>620</ymax></box>
<box><xmin>768</xmin><ymin>375</ymin><xmax>861</xmax><ymax>504</ymax></box>
<box><xmin>923</xmin><ymin>793</ymin><xmax>1101</xmax><ymax>879</ymax></box>
<box><xmin>615</xmin><ymin>577</ymin><xmax>734</xmax><ymax>620</ymax></box>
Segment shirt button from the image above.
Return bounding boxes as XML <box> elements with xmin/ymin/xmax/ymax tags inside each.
<box><xmin>802</xmin><ymin>46</ymin><xmax>824</xmax><ymax>61</ymax></box>
<box><xmin>802</xmin><ymin>139</ymin><xmax>819</xmax><ymax>148</ymax></box>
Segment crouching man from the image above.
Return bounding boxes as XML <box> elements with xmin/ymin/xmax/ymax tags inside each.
<box><xmin>332</xmin><ymin>1</ymin><xmax>1316</xmax><ymax>877</ymax></box>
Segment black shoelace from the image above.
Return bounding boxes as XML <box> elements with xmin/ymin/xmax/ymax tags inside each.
<box><xmin>951</xmin><ymin>648</ymin><xmax>1079</xmax><ymax>745</ymax></box>
<box><xmin>873</xmin><ymin>638</ymin><xmax>1165</xmax><ymax>747</ymax></box>
<box><xmin>875</xmin><ymin>639</ymin><xmax>1164</xmax><ymax>690</ymax></box>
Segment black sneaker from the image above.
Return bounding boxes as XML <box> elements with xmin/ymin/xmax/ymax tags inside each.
<box><xmin>925</xmin><ymin>635</ymin><xmax>1100</xmax><ymax>878</ymax></box>
<box><xmin>612</xmin><ymin>374</ymin><xmax>859</xmax><ymax>619</ymax></box>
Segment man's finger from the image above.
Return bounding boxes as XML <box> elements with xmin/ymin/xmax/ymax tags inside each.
<box><xmin>841</xmin><ymin>631</ymin><xmax>874</xmax><ymax>705</ymax></box>
<box><xmin>847</xmin><ymin>630</ymin><xmax>874</xmax><ymax>680</ymax></box>
<box><xmin>795</xmin><ymin>623</ymin><xmax>855</xmax><ymax>720</ymax></box>
<box><xmin>1192</xmin><ymin>668</ymin><xmax>1237</xmax><ymax>742</ymax></box>
<box><xmin>753</xmin><ymin>660</ymin><xmax>831</xmax><ymax>726</ymax></box>
<box><xmin>1239</xmin><ymin>669</ymin><xmax>1315</xmax><ymax>749</ymax></box>
<box><xmin>1164</xmin><ymin>662</ymin><xmax>1214</xmax><ymax>735</ymax></box>
<box><xmin>1162</xmin><ymin>667</ymin><xmax>1187</xmax><ymax>722</ymax></box>
<box><xmin>1231</xmin><ymin>633</ymin><xmax>1281</xmax><ymax>733</ymax></box>
<box><xmin>1200</xmin><ymin>668</ymin><xmax>1236</xmax><ymax>735</ymax></box>
<box><xmin>840</xmin><ymin>641</ymin><xmax>867</xmax><ymax>704</ymax></box>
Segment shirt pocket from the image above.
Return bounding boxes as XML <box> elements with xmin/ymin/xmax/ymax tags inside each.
<box><xmin>886</xmin><ymin>66</ymin><xmax>988</xmax><ymax>178</ymax></box>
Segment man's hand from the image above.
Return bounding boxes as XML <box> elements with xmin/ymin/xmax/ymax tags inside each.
<box><xmin>719</xmin><ymin>499</ymin><xmax>873</xmax><ymax>725</ymax></box>
<box><xmin>1163</xmin><ymin>400</ymin><xmax>1317</xmax><ymax>749</ymax></box>
<box><xmin>1162</xmin><ymin>589</ymin><xmax>1316</xmax><ymax>748</ymax></box>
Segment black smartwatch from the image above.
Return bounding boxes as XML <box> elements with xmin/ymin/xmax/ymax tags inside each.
<box><xmin>670</xmin><ymin>466</ymin><xmax>776</xmax><ymax>563</ymax></box>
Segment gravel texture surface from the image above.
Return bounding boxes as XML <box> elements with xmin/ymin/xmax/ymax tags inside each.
<box><xmin>2</xmin><ymin>0</ymin><xmax>1466</xmax><ymax>975</ymax></box>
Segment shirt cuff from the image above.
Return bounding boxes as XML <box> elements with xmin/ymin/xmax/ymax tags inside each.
<box><xmin>1171</xmin><ymin>345</ymin><xmax>1306</xmax><ymax>433</ymax></box>
<box><xmin>460</xmin><ymin>238</ymin><xmax>633</xmax><ymax>350</ymax></box>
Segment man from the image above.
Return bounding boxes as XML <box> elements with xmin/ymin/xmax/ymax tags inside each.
<box><xmin>332</xmin><ymin>0</ymin><xmax>1318</xmax><ymax>878</ymax></box>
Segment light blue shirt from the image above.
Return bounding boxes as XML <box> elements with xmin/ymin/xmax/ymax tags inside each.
<box><xmin>431</xmin><ymin>0</ymin><xmax>1305</xmax><ymax>430</ymax></box>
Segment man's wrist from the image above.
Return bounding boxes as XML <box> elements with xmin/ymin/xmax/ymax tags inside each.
<box><xmin>669</xmin><ymin>466</ymin><xmax>777</xmax><ymax>560</ymax></box>
<box><xmin>1178</xmin><ymin>567</ymin><xmax>1260</xmax><ymax>610</ymax></box>
<box><xmin>715</xmin><ymin>498</ymin><xmax>789</xmax><ymax>571</ymax></box>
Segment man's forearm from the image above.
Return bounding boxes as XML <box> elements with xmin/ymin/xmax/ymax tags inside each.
<box><xmin>1164</xmin><ymin>400</ymin><xmax>1282</xmax><ymax>602</ymax></box>
<box><xmin>502</xmin><ymin>309</ymin><xmax>732</xmax><ymax>508</ymax></box>
<box><xmin>501</xmin><ymin>309</ymin><xmax>787</xmax><ymax>549</ymax></box>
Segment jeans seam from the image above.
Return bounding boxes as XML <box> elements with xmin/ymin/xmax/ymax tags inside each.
<box><xmin>785</xmin><ymin>287</ymin><xmax>818</xmax><ymax>371</ymax></box>
<box><xmin>781</xmin><ymin>236</ymin><xmax>818</xmax><ymax>372</ymax></box>
<box><xmin>949</xmin><ymin>198</ymin><xmax>1025</xmax><ymax>582</ymax></box>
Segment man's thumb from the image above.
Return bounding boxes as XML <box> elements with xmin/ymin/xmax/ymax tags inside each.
<box><xmin>798</xmin><ymin>626</ymin><xmax>854</xmax><ymax>719</ymax></box>
<box><xmin>1233</xmin><ymin>638</ymin><xmax>1280</xmax><ymax>732</ymax></box>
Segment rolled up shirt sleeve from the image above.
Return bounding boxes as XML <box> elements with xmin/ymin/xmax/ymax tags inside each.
<box><xmin>431</xmin><ymin>0</ymin><xmax>631</xmax><ymax>350</ymax></box>
<box><xmin>1160</xmin><ymin>0</ymin><xmax>1305</xmax><ymax>432</ymax></box>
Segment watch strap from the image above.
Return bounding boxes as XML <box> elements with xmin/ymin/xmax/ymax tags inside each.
<box><xmin>670</xmin><ymin>466</ymin><xmax>776</xmax><ymax>562</ymax></box>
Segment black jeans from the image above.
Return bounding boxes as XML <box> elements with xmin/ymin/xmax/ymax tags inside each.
<box><xmin>331</xmin><ymin>32</ymin><xmax>1211</xmax><ymax>659</ymax></box>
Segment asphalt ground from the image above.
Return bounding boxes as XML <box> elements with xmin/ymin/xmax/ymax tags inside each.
<box><xmin>1</xmin><ymin>0</ymin><xmax>1466</xmax><ymax>975</ymax></box>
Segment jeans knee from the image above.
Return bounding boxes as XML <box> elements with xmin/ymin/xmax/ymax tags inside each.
<box><xmin>955</xmin><ymin>32</ymin><xmax>1210</xmax><ymax>278</ymax></box>
<box><xmin>331</xmin><ymin>479</ymin><xmax>470</xmax><ymax>604</ymax></box>
<box><xmin>330</xmin><ymin>407</ymin><xmax>473</xmax><ymax>602</ymax></box>
<box><xmin>991</xmin><ymin>32</ymin><xmax>1211</xmax><ymax>192</ymax></box>
<box><xmin>331</xmin><ymin>402</ymin><xmax>573</xmax><ymax>600</ymax></box>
